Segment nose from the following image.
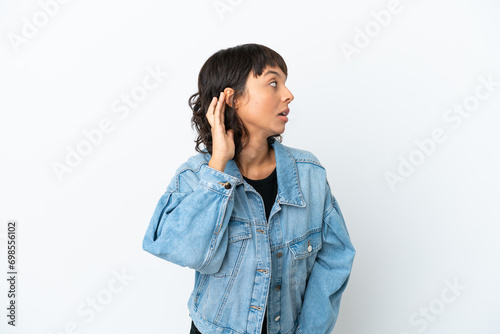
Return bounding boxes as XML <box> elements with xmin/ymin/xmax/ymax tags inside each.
<box><xmin>282</xmin><ymin>86</ymin><xmax>294</xmax><ymax>103</ymax></box>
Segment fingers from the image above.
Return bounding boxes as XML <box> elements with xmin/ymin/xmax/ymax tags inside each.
<box><xmin>206</xmin><ymin>96</ymin><xmax>217</xmax><ymax>128</ymax></box>
<box><xmin>209</xmin><ymin>92</ymin><xmax>225</xmax><ymax>130</ymax></box>
<box><xmin>214</xmin><ymin>92</ymin><xmax>225</xmax><ymax>128</ymax></box>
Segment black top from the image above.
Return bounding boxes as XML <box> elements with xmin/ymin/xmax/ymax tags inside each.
<box><xmin>243</xmin><ymin>167</ymin><xmax>277</xmax><ymax>334</ymax></box>
<box><xmin>243</xmin><ymin>167</ymin><xmax>278</xmax><ymax>223</ymax></box>
<box><xmin>190</xmin><ymin>167</ymin><xmax>277</xmax><ymax>334</ymax></box>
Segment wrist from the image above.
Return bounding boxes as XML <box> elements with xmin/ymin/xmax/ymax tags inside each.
<box><xmin>208</xmin><ymin>158</ymin><xmax>228</xmax><ymax>172</ymax></box>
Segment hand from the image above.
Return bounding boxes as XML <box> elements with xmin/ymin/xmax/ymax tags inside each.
<box><xmin>206</xmin><ymin>91</ymin><xmax>235</xmax><ymax>166</ymax></box>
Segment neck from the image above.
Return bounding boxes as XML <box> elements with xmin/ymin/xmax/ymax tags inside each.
<box><xmin>235</xmin><ymin>137</ymin><xmax>275</xmax><ymax>177</ymax></box>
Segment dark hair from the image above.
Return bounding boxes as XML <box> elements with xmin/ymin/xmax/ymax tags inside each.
<box><xmin>189</xmin><ymin>43</ymin><xmax>288</xmax><ymax>162</ymax></box>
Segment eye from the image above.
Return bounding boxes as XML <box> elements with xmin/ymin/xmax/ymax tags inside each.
<box><xmin>270</xmin><ymin>81</ymin><xmax>277</xmax><ymax>88</ymax></box>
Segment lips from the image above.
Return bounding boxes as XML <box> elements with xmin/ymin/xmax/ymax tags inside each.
<box><xmin>278</xmin><ymin>108</ymin><xmax>290</xmax><ymax>116</ymax></box>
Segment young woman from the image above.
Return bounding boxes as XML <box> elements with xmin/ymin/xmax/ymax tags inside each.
<box><xmin>142</xmin><ymin>43</ymin><xmax>356</xmax><ymax>334</ymax></box>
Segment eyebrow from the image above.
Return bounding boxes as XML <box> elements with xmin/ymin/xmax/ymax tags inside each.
<box><xmin>263</xmin><ymin>70</ymin><xmax>284</xmax><ymax>79</ymax></box>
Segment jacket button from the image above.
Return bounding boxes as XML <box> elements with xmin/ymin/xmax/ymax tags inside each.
<box><xmin>274</xmin><ymin>315</ymin><xmax>280</xmax><ymax>321</ymax></box>
<box><xmin>307</xmin><ymin>245</ymin><xmax>312</xmax><ymax>252</ymax></box>
<box><xmin>276</xmin><ymin>252</ymin><xmax>282</xmax><ymax>258</ymax></box>
<box><xmin>275</xmin><ymin>284</ymin><xmax>281</xmax><ymax>291</ymax></box>
<box><xmin>224</xmin><ymin>182</ymin><xmax>232</xmax><ymax>189</ymax></box>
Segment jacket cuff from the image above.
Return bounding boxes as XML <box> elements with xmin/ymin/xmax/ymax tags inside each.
<box><xmin>198</xmin><ymin>163</ymin><xmax>239</xmax><ymax>196</ymax></box>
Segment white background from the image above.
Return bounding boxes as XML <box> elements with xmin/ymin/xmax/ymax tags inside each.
<box><xmin>1</xmin><ymin>0</ymin><xmax>499</xmax><ymax>333</ymax></box>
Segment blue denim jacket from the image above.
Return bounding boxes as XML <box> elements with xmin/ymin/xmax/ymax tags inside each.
<box><xmin>142</xmin><ymin>139</ymin><xmax>356</xmax><ymax>334</ymax></box>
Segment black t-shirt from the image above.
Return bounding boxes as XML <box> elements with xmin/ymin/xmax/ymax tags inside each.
<box><xmin>243</xmin><ymin>167</ymin><xmax>277</xmax><ymax>334</ymax></box>
<box><xmin>190</xmin><ymin>167</ymin><xmax>277</xmax><ymax>334</ymax></box>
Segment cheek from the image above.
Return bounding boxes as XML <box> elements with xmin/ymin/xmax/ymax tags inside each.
<box><xmin>252</xmin><ymin>96</ymin><xmax>275</xmax><ymax>110</ymax></box>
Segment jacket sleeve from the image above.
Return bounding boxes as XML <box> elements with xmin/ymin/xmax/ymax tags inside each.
<box><xmin>142</xmin><ymin>163</ymin><xmax>239</xmax><ymax>275</ymax></box>
<box><xmin>296</xmin><ymin>179</ymin><xmax>356</xmax><ymax>334</ymax></box>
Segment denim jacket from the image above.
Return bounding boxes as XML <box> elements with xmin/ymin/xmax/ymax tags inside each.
<box><xmin>142</xmin><ymin>139</ymin><xmax>356</xmax><ymax>334</ymax></box>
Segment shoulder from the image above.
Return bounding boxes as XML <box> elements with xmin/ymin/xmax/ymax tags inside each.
<box><xmin>280</xmin><ymin>143</ymin><xmax>325</xmax><ymax>170</ymax></box>
<box><xmin>175</xmin><ymin>150</ymin><xmax>210</xmax><ymax>174</ymax></box>
<box><xmin>166</xmin><ymin>150</ymin><xmax>211</xmax><ymax>192</ymax></box>
<box><xmin>279</xmin><ymin>143</ymin><xmax>330</xmax><ymax>190</ymax></box>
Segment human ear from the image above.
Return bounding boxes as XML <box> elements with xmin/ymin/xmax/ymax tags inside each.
<box><xmin>223</xmin><ymin>88</ymin><xmax>237</xmax><ymax>109</ymax></box>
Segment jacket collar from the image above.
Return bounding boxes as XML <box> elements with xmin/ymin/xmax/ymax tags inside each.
<box><xmin>203</xmin><ymin>140</ymin><xmax>306</xmax><ymax>207</ymax></box>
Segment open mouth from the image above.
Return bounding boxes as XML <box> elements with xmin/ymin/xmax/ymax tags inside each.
<box><xmin>278</xmin><ymin>108</ymin><xmax>290</xmax><ymax>116</ymax></box>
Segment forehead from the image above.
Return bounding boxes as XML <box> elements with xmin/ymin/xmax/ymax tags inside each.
<box><xmin>260</xmin><ymin>67</ymin><xmax>286</xmax><ymax>80</ymax></box>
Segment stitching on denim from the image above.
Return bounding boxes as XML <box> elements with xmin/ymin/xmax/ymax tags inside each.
<box><xmin>229</xmin><ymin>215</ymin><xmax>251</xmax><ymax>223</ymax></box>
<box><xmin>294</xmin><ymin>158</ymin><xmax>325</xmax><ymax>169</ymax></box>
<box><xmin>198</xmin><ymin>181</ymin><xmax>230</xmax><ymax>196</ymax></box>
<box><xmin>215</xmin><ymin>237</ymin><xmax>250</xmax><ymax>322</ymax></box>
<box><xmin>284</xmin><ymin>154</ymin><xmax>306</xmax><ymax>206</ymax></box>
<box><xmin>173</xmin><ymin>163</ymin><xmax>205</xmax><ymax>191</ymax></box>
<box><xmin>193</xmin><ymin>273</ymin><xmax>209</xmax><ymax>307</ymax></box>
<box><xmin>204</xmin><ymin>162</ymin><xmax>239</xmax><ymax>182</ymax></box>
<box><xmin>324</xmin><ymin>200</ymin><xmax>340</xmax><ymax>223</ymax></box>
<box><xmin>199</xmin><ymin>192</ymin><xmax>230</xmax><ymax>272</ymax></box>
<box><xmin>284</xmin><ymin>227</ymin><xmax>322</xmax><ymax>248</ymax></box>
<box><xmin>228</xmin><ymin>221</ymin><xmax>252</xmax><ymax>243</ymax></box>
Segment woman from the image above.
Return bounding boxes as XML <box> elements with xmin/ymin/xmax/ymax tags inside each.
<box><xmin>142</xmin><ymin>43</ymin><xmax>356</xmax><ymax>334</ymax></box>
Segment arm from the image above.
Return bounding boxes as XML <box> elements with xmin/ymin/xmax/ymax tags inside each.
<box><xmin>142</xmin><ymin>163</ymin><xmax>238</xmax><ymax>275</ymax></box>
<box><xmin>296</xmin><ymin>179</ymin><xmax>356</xmax><ymax>334</ymax></box>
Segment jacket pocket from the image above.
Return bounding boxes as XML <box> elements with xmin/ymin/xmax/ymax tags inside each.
<box><xmin>289</xmin><ymin>229</ymin><xmax>322</xmax><ymax>285</ymax></box>
<box><xmin>213</xmin><ymin>218</ymin><xmax>252</xmax><ymax>278</ymax></box>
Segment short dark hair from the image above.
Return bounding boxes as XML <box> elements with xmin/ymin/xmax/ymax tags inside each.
<box><xmin>189</xmin><ymin>43</ymin><xmax>288</xmax><ymax>161</ymax></box>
